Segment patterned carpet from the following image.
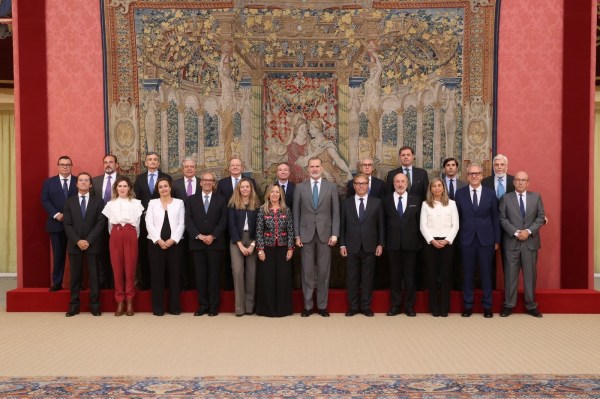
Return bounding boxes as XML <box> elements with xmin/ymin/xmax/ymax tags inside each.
<box><xmin>1</xmin><ymin>375</ymin><xmax>599</xmax><ymax>398</ymax></box>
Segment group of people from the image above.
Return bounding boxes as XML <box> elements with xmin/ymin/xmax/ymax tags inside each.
<box><xmin>41</xmin><ymin>148</ymin><xmax>546</xmax><ymax>319</ymax></box>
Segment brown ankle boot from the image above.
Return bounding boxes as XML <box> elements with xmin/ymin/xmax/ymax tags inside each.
<box><xmin>126</xmin><ymin>298</ymin><xmax>134</xmax><ymax>316</ymax></box>
<box><xmin>115</xmin><ymin>301</ymin><xmax>124</xmax><ymax>317</ymax></box>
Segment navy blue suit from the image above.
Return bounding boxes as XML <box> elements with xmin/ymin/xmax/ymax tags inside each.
<box><xmin>278</xmin><ymin>181</ymin><xmax>295</xmax><ymax>210</ymax></box>
<box><xmin>454</xmin><ymin>185</ymin><xmax>501</xmax><ymax>310</ymax></box>
<box><xmin>41</xmin><ymin>175</ymin><xmax>77</xmax><ymax>287</ymax></box>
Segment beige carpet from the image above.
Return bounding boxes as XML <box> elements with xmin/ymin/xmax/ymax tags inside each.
<box><xmin>1</xmin><ymin>308</ymin><xmax>599</xmax><ymax>377</ymax></box>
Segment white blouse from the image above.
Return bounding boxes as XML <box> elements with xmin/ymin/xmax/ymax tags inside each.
<box><xmin>145</xmin><ymin>198</ymin><xmax>185</xmax><ymax>244</ymax></box>
<box><xmin>419</xmin><ymin>200</ymin><xmax>459</xmax><ymax>244</ymax></box>
<box><xmin>102</xmin><ymin>198</ymin><xmax>144</xmax><ymax>237</ymax></box>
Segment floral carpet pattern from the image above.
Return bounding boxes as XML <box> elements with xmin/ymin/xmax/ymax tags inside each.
<box><xmin>1</xmin><ymin>374</ymin><xmax>599</xmax><ymax>398</ymax></box>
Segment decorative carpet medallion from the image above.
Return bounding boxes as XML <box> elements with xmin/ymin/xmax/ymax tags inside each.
<box><xmin>1</xmin><ymin>375</ymin><xmax>599</xmax><ymax>398</ymax></box>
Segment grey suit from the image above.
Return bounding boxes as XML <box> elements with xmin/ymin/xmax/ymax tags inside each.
<box><xmin>293</xmin><ymin>178</ymin><xmax>340</xmax><ymax>310</ymax></box>
<box><xmin>499</xmin><ymin>191</ymin><xmax>545</xmax><ymax>310</ymax></box>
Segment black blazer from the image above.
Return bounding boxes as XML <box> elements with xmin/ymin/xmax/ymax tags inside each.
<box><xmin>482</xmin><ymin>174</ymin><xmax>515</xmax><ymax>195</ymax></box>
<box><xmin>172</xmin><ymin>176</ymin><xmax>201</xmax><ymax>200</ymax></box>
<box><xmin>41</xmin><ymin>175</ymin><xmax>78</xmax><ymax>233</ymax></box>
<box><xmin>346</xmin><ymin>176</ymin><xmax>385</xmax><ymax>200</ymax></box>
<box><xmin>63</xmin><ymin>194</ymin><xmax>107</xmax><ymax>255</ymax></box>
<box><xmin>386</xmin><ymin>166</ymin><xmax>429</xmax><ymax>201</ymax></box>
<box><xmin>340</xmin><ymin>195</ymin><xmax>384</xmax><ymax>253</ymax></box>
<box><xmin>228</xmin><ymin>206</ymin><xmax>258</xmax><ymax>244</ymax></box>
<box><xmin>383</xmin><ymin>192</ymin><xmax>422</xmax><ymax>251</ymax></box>
<box><xmin>184</xmin><ymin>192</ymin><xmax>228</xmax><ymax>251</ymax></box>
<box><xmin>278</xmin><ymin>181</ymin><xmax>295</xmax><ymax>210</ymax></box>
<box><xmin>217</xmin><ymin>175</ymin><xmax>259</xmax><ymax>199</ymax></box>
<box><xmin>91</xmin><ymin>173</ymin><xmax>124</xmax><ymax>204</ymax></box>
<box><xmin>133</xmin><ymin>170</ymin><xmax>171</xmax><ymax>209</ymax></box>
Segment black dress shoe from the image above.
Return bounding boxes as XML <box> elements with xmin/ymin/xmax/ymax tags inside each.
<box><xmin>440</xmin><ymin>313</ymin><xmax>448</xmax><ymax>317</ymax></box>
<box><xmin>168</xmin><ymin>311</ymin><xmax>181</xmax><ymax>316</ymax></box>
<box><xmin>318</xmin><ymin>309</ymin><xmax>330</xmax><ymax>317</ymax></box>
<box><xmin>484</xmin><ymin>308</ymin><xmax>493</xmax><ymax>318</ymax></box>
<box><xmin>208</xmin><ymin>311</ymin><xmax>218</xmax><ymax>317</ymax></box>
<box><xmin>345</xmin><ymin>309</ymin><xmax>358</xmax><ymax>317</ymax></box>
<box><xmin>245</xmin><ymin>312</ymin><xmax>255</xmax><ymax>316</ymax></box>
<box><xmin>91</xmin><ymin>311</ymin><xmax>101</xmax><ymax>317</ymax></box>
<box><xmin>65</xmin><ymin>309</ymin><xmax>79</xmax><ymax>317</ymax></box>
<box><xmin>527</xmin><ymin>308</ymin><xmax>543</xmax><ymax>318</ymax></box>
<box><xmin>49</xmin><ymin>285</ymin><xmax>62</xmax><ymax>292</ymax></box>
<box><xmin>153</xmin><ymin>312</ymin><xmax>164</xmax><ymax>316</ymax></box>
<box><xmin>194</xmin><ymin>309</ymin><xmax>207</xmax><ymax>316</ymax></box>
<box><xmin>461</xmin><ymin>309</ymin><xmax>473</xmax><ymax>317</ymax></box>
<box><xmin>500</xmin><ymin>307</ymin><xmax>513</xmax><ymax>317</ymax></box>
<box><xmin>362</xmin><ymin>309</ymin><xmax>374</xmax><ymax>317</ymax></box>
<box><xmin>432</xmin><ymin>312</ymin><xmax>440</xmax><ymax>317</ymax></box>
<box><xmin>386</xmin><ymin>307</ymin><xmax>401</xmax><ymax>316</ymax></box>
<box><xmin>301</xmin><ymin>309</ymin><xmax>312</xmax><ymax>317</ymax></box>
<box><xmin>405</xmin><ymin>308</ymin><xmax>416</xmax><ymax>317</ymax></box>
<box><xmin>235</xmin><ymin>313</ymin><xmax>244</xmax><ymax>317</ymax></box>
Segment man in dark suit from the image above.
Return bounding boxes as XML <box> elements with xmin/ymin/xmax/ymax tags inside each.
<box><xmin>383</xmin><ymin>172</ymin><xmax>422</xmax><ymax>317</ymax></box>
<box><xmin>185</xmin><ymin>171</ymin><xmax>228</xmax><ymax>316</ymax></box>
<box><xmin>346</xmin><ymin>157</ymin><xmax>385</xmax><ymax>200</ymax></box>
<box><xmin>41</xmin><ymin>155</ymin><xmax>77</xmax><ymax>291</ymax></box>
<box><xmin>92</xmin><ymin>154</ymin><xmax>122</xmax><ymax>289</ymax></box>
<box><xmin>293</xmin><ymin>157</ymin><xmax>340</xmax><ymax>317</ymax></box>
<box><xmin>499</xmin><ymin>171</ymin><xmax>546</xmax><ymax>318</ymax></box>
<box><xmin>63</xmin><ymin>172</ymin><xmax>106</xmax><ymax>316</ymax></box>
<box><xmin>340</xmin><ymin>174</ymin><xmax>384</xmax><ymax>317</ymax></box>
<box><xmin>217</xmin><ymin>157</ymin><xmax>258</xmax><ymax>199</ymax></box>
<box><xmin>133</xmin><ymin>152</ymin><xmax>171</xmax><ymax>289</ymax></box>
<box><xmin>454</xmin><ymin>163</ymin><xmax>501</xmax><ymax>318</ymax></box>
<box><xmin>386</xmin><ymin>146</ymin><xmax>429</xmax><ymax>202</ymax></box>
<box><xmin>275</xmin><ymin>162</ymin><xmax>295</xmax><ymax>210</ymax></box>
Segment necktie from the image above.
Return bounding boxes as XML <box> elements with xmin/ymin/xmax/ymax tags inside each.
<box><xmin>497</xmin><ymin>177</ymin><xmax>505</xmax><ymax>199</ymax></box>
<box><xmin>397</xmin><ymin>196</ymin><xmax>403</xmax><ymax>217</ymax></box>
<box><xmin>80</xmin><ymin>196</ymin><xmax>87</xmax><ymax>217</ymax></box>
<box><xmin>234</xmin><ymin>178</ymin><xmax>239</xmax><ymax>187</ymax></box>
<box><xmin>449</xmin><ymin>179</ymin><xmax>455</xmax><ymax>200</ymax></box>
<box><xmin>62</xmin><ymin>179</ymin><xmax>69</xmax><ymax>198</ymax></box>
<box><xmin>404</xmin><ymin>168</ymin><xmax>412</xmax><ymax>191</ymax></box>
<box><xmin>281</xmin><ymin>184</ymin><xmax>286</xmax><ymax>194</ymax></box>
<box><xmin>149</xmin><ymin>173</ymin><xmax>155</xmax><ymax>195</ymax></box>
<box><xmin>103</xmin><ymin>175</ymin><xmax>112</xmax><ymax>204</ymax></box>
<box><xmin>519</xmin><ymin>193</ymin><xmax>526</xmax><ymax>219</ymax></box>
<box><xmin>358</xmin><ymin>197</ymin><xmax>365</xmax><ymax>220</ymax></box>
<box><xmin>186</xmin><ymin>179</ymin><xmax>193</xmax><ymax>196</ymax></box>
<box><xmin>204</xmin><ymin>195</ymin><xmax>210</xmax><ymax>213</ymax></box>
<box><xmin>312</xmin><ymin>181</ymin><xmax>319</xmax><ymax>208</ymax></box>
<box><xmin>472</xmin><ymin>189</ymin><xmax>478</xmax><ymax>210</ymax></box>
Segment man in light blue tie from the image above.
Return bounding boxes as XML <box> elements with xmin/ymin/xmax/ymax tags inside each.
<box><xmin>293</xmin><ymin>157</ymin><xmax>340</xmax><ymax>317</ymax></box>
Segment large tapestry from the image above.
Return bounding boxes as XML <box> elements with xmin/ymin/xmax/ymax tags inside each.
<box><xmin>102</xmin><ymin>0</ymin><xmax>497</xmax><ymax>186</ymax></box>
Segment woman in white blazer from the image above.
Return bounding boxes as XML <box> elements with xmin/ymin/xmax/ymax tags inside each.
<box><xmin>146</xmin><ymin>177</ymin><xmax>185</xmax><ymax>316</ymax></box>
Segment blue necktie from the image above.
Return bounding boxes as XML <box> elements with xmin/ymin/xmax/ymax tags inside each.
<box><xmin>358</xmin><ymin>197</ymin><xmax>365</xmax><ymax>220</ymax></box>
<box><xmin>448</xmin><ymin>179</ymin><xmax>455</xmax><ymax>200</ymax></box>
<box><xmin>312</xmin><ymin>181</ymin><xmax>319</xmax><ymax>208</ymax></box>
<box><xmin>103</xmin><ymin>175</ymin><xmax>112</xmax><ymax>204</ymax></box>
<box><xmin>472</xmin><ymin>189</ymin><xmax>478</xmax><ymax>211</ymax></box>
<box><xmin>404</xmin><ymin>168</ymin><xmax>412</xmax><ymax>191</ymax></box>
<box><xmin>62</xmin><ymin>179</ymin><xmax>69</xmax><ymax>199</ymax></box>
<box><xmin>519</xmin><ymin>194</ymin><xmax>526</xmax><ymax>219</ymax></box>
<box><xmin>497</xmin><ymin>177</ymin><xmax>505</xmax><ymax>199</ymax></box>
<box><xmin>80</xmin><ymin>196</ymin><xmax>87</xmax><ymax>217</ymax></box>
<box><xmin>397</xmin><ymin>196</ymin><xmax>403</xmax><ymax>218</ymax></box>
<box><xmin>149</xmin><ymin>173</ymin><xmax>155</xmax><ymax>195</ymax></box>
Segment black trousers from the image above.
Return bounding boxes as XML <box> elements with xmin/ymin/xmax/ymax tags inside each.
<box><xmin>387</xmin><ymin>249</ymin><xmax>417</xmax><ymax>310</ymax></box>
<box><xmin>49</xmin><ymin>231</ymin><xmax>68</xmax><ymax>287</ymax></box>
<box><xmin>192</xmin><ymin>249</ymin><xmax>223</xmax><ymax>312</ymax></box>
<box><xmin>423</xmin><ymin>243</ymin><xmax>454</xmax><ymax>314</ymax></box>
<box><xmin>256</xmin><ymin>246</ymin><xmax>293</xmax><ymax>317</ymax></box>
<box><xmin>69</xmin><ymin>252</ymin><xmax>100</xmax><ymax>312</ymax></box>
<box><xmin>346</xmin><ymin>248</ymin><xmax>375</xmax><ymax>311</ymax></box>
<box><xmin>149</xmin><ymin>241</ymin><xmax>183</xmax><ymax>314</ymax></box>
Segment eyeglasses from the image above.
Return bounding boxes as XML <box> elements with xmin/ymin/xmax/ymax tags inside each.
<box><xmin>354</xmin><ymin>182</ymin><xmax>369</xmax><ymax>186</ymax></box>
<box><xmin>58</xmin><ymin>164</ymin><xmax>72</xmax><ymax>167</ymax></box>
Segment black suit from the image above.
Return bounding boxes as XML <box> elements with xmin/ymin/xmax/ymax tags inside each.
<box><xmin>340</xmin><ymin>195</ymin><xmax>384</xmax><ymax>312</ymax></box>
<box><xmin>63</xmin><ymin>193</ymin><xmax>106</xmax><ymax>312</ymax></box>
<box><xmin>383</xmin><ymin>192</ymin><xmax>422</xmax><ymax>311</ymax></box>
<box><xmin>172</xmin><ymin>176</ymin><xmax>200</xmax><ymax>200</ymax></box>
<box><xmin>386</xmin><ymin>166</ymin><xmax>429</xmax><ymax>202</ymax></box>
<box><xmin>133</xmin><ymin>170</ymin><xmax>171</xmax><ymax>289</ymax></box>
<box><xmin>185</xmin><ymin>192</ymin><xmax>228</xmax><ymax>312</ymax></box>
<box><xmin>171</xmin><ymin>176</ymin><xmax>200</xmax><ymax>290</ymax></box>
<box><xmin>278</xmin><ymin>181</ymin><xmax>295</xmax><ymax>210</ymax></box>
<box><xmin>41</xmin><ymin>175</ymin><xmax>78</xmax><ymax>288</ymax></box>
<box><xmin>346</xmin><ymin>176</ymin><xmax>385</xmax><ymax>200</ymax></box>
<box><xmin>216</xmin><ymin>175</ymin><xmax>259</xmax><ymax>200</ymax></box>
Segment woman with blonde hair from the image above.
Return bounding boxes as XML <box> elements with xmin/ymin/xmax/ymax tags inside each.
<box><xmin>227</xmin><ymin>178</ymin><xmax>260</xmax><ymax>316</ymax></box>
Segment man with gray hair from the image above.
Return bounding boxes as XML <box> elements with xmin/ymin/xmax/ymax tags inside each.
<box><xmin>346</xmin><ymin>157</ymin><xmax>385</xmax><ymax>200</ymax></box>
<box><xmin>482</xmin><ymin>154</ymin><xmax>514</xmax><ymax>199</ymax></box>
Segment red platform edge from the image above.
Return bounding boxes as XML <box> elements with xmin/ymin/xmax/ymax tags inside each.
<box><xmin>6</xmin><ymin>288</ymin><xmax>600</xmax><ymax>314</ymax></box>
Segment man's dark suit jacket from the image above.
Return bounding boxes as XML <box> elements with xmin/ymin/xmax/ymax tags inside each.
<box><xmin>482</xmin><ymin>174</ymin><xmax>515</xmax><ymax>196</ymax></box>
<box><xmin>92</xmin><ymin>174</ymin><xmax>123</xmax><ymax>203</ymax></box>
<box><xmin>340</xmin><ymin>195</ymin><xmax>384</xmax><ymax>253</ymax></box>
<box><xmin>386</xmin><ymin>167</ymin><xmax>429</xmax><ymax>201</ymax></box>
<box><xmin>185</xmin><ymin>192</ymin><xmax>228</xmax><ymax>251</ymax></box>
<box><xmin>346</xmin><ymin>176</ymin><xmax>385</xmax><ymax>200</ymax></box>
<box><xmin>63</xmin><ymin>194</ymin><xmax>106</xmax><ymax>254</ymax></box>
<box><xmin>41</xmin><ymin>175</ymin><xmax>78</xmax><ymax>232</ymax></box>
<box><xmin>172</xmin><ymin>176</ymin><xmax>201</xmax><ymax>200</ymax></box>
<box><xmin>216</xmin><ymin>175</ymin><xmax>259</xmax><ymax>199</ymax></box>
<box><xmin>382</xmin><ymin>192</ymin><xmax>422</xmax><ymax>251</ymax></box>
<box><xmin>133</xmin><ymin>170</ymin><xmax>171</xmax><ymax>209</ymax></box>
<box><xmin>454</xmin><ymin>185</ymin><xmax>501</xmax><ymax>247</ymax></box>
<box><xmin>278</xmin><ymin>181</ymin><xmax>295</xmax><ymax>210</ymax></box>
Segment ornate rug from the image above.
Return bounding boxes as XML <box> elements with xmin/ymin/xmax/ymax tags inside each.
<box><xmin>1</xmin><ymin>375</ymin><xmax>599</xmax><ymax>398</ymax></box>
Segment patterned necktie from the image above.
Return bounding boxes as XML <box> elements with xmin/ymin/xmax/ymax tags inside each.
<box><xmin>397</xmin><ymin>196</ymin><xmax>403</xmax><ymax>217</ymax></box>
<box><xmin>358</xmin><ymin>197</ymin><xmax>365</xmax><ymax>220</ymax></box>
<box><xmin>80</xmin><ymin>195</ymin><xmax>87</xmax><ymax>217</ymax></box>
<box><xmin>404</xmin><ymin>168</ymin><xmax>412</xmax><ymax>191</ymax></box>
<box><xmin>312</xmin><ymin>181</ymin><xmax>319</xmax><ymax>208</ymax></box>
<box><xmin>519</xmin><ymin>193</ymin><xmax>526</xmax><ymax>219</ymax></box>
<box><xmin>103</xmin><ymin>175</ymin><xmax>112</xmax><ymax>204</ymax></box>
<box><xmin>62</xmin><ymin>179</ymin><xmax>69</xmax><ymax>198</ymax></box>
<box><xmin>497</xmin><ymin>177</ymin><xmax>505</xmax><ymax>199</ymax></box>
<box><xmin>448</xmin><ymin>179</ymin><xmax>455</xmax><ymax>200</ymax></box>
<box><xmin>472</xmin><ymin>189</ymin><xmax>478</xmax><ymax>210</ymax></box>
<box><xmin>187</xmin><ymin>179</ymin><xmax>193</xmax><ymax>196</ymax></box>
<box><xmin>204</xmin><ymin>195</ymin><xmax>210</xmax><ymax>213</ymax></box>
<box><xmin>149</xmin><ymin>173</ymin><xmax>155</xmax><ymax>195</ymax></box>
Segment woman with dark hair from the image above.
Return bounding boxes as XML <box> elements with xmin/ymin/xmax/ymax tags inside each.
<box><xmin>255</xmin><ymin>184</ymin><xmax>294</xmax><ymax>317</ymax></box>
<box><xmin>102</xmin><ymin>176</ymin><xmax>144</xmax><ymax>316</ymax></box>
<box><xmin>146</xmin><ymin>177</ymin><xmax>185</xmax><ymax>316</ymax></box>
<box><xmin>227</xmin><ymin>178</ymin><xmax>260</xmax><ymax>316</ymax></box>
<box><xmin>420</xmin><ymin>178</ymin><xmax>459</xmax><ymax>317</ymax></box>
